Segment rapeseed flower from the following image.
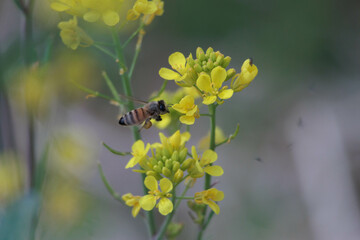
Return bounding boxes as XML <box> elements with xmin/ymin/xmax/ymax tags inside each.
<box><xmin>82</xmin><ymin>0</ymin><xmax>124</xmax><ymax>26</ymax></box>
<box><xmin>172</xmin><ymin>95</ymin><xmax>199</xmax><ymax>125</ymax></box>
<box><xmin>126</xmin><ymin>0</ymin><xmax>157</xmax><ymax>21</ymax></box>
<box><xmin>142</xmin><ymin>0</ymin><xmax>164</xmax><ymax>25</ymax></box>
<box><xmin>231</xmin><ymin>59</ymin><xmax>258</xmax><ymax>92</ymax></box>
<box><xmin>140</xmin><ymin>176</ymin><xmax>173</xmax><ymax>215</ymax></box>
<box><xmin>50</xmin><ymin>0</ymin><xmax>87</xmax><ymax>16</ymax></box>
<box><xmin>159</xmin><ymin>52</ymin><xmax>194</xmax><ymax>87</ymax></box>
<box><xmin>122</xmin><ymin>193</ymin><xmax>141</xmax><ymax>217</ymax></box>
<box><xmin>58</xmin><ymin>17</ymin><xmax>93</xmax><ymax>50</ymax></box>
<box><xmin>187</xmin><ymin>146</ymin><xmax>223</xmax><ymax>178</ymax></box>
<box><xmin>125</xmin><ymin>140</ymin><xmax>150</xmax><ymax>169</ymax></box>
<box><xmin>196</xmin><ymin>66</ymin><xmax>233</xmax><ymax>105</ymax></box>
<box><xmin>194</xmin><ymin>188</ymin><xmax>224</xmax><ymax>215</ymax></box>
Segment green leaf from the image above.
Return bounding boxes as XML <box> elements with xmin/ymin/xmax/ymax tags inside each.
<box><xmin>102</xmin><ymin>142</ymin><xmax>130</xmax><ymax>156</ymax></box>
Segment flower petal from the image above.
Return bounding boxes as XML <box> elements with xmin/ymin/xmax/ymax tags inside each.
<box><xmin>202</xmin><ymin>95</ymin><xmax>217</xmax><ymax>105</ymax></box>
<box><xmin>159</xmin><ymin>68</ymin><xmax>181</xmax><ymax>80</ymax></box>
<box><xmin>140</xmin><ymin>195</ymin><xmax>157</xmax><ymax>211</ymax></box>
<box><xmin>191</xmin><ymin>146</ymin><xmax>198</xmax><ymax>160</ymax></box>
<box><xmin>144</xmin><ymin>176</ymin><xmax>158</xmax><ymax>191</ymax></box>
<box><xmin>83</xmin><ymin>11</ymin><xmax>100</xmax><ymax>22</ymax></box>
<box><xmin>211</xmin><ymin>66</ymin><xmax>227</xmax><ymax>89</ymax></box>
<box><xmin>202</xmin><ymin>149</ymin><xmax>218</xmax><ymax>164</ymax></box>
<box><xmin>102</xmin><ymin>11</ymin><xmax>120</xmax><ymax>26</ymax></box>
<box><xmin>169</xmin><ymin>130</ymin><xmax>181</xmax><ymax>149</ymax></box>
<box><xmin>159</xmin><ymin>178</ymin><xmax>173</xmax><ymax>193</ymax></box>
<box><xmin>179</xmin><ymin>115</ymin><xmax>195</xmax><ymax>125</ymax></box>
<box><xmin>50</xmin><ymin>3</ymin><xmax>70</xmax><ymax>12</ymax></box>
<box><xmin>196</xmin><ymin>73</ymin><xmax>212</xmax><ymax>92</ymax></box>
<box><xmin>158</xmin><ymin>198</ymin><xmax>173</xmax><ymax>215</ymax></box>
<box><xmin>132</xmin><ymin>204</ymin><xmax>141</xmax><ymax>217</ymax></box>
<box><xmin>169</xmin><ymin>52</ymin><xmax>186</xmax><ymax>70</ymax></box>
<box><xmin>204</xmin><ymin>165</ymin><xmax>224</xmax><ymax>176</ymax></box>
<box><xmin>125</xmin><ymin>157</ymin><xmax>138</xmax><ymax>169</ymax></box>
<box><xmin>218</xmin><ymin>89</ymin><xmax>234</xmax><ymax>99</ymax></box>
<box><xmin>207</xmin><ymin>200</ymin><xmax>220</xmax><ymax>215</ymax></box>
<box><xmin>132</xmin><ymin>140</ymin><xmax>145</xmax><ymax>153</ymax></box>
<box><xmin>208</xmin><ymin>188</ymin><xmax>225</xmax><ymax>201</ymax></box>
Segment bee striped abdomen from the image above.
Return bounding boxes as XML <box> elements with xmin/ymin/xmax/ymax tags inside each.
<box><xmin>119</xmin><ymin>108</ymin><xmax>149</xmax><ymax>126</ymax></box>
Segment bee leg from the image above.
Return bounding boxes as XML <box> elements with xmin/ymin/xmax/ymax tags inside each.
<box><xmin>139</xmin><ymin>119</ymin><xmax>152</xmax><ymax>132</ymax></box>
<box><xmin>155</xmin><ymin>115</ymin><xmax>162</xmax><ymax>122</ymax></box>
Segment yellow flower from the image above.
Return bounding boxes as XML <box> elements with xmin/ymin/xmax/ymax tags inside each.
<box><xmin>188</xmin><ymin>146</ymin><xmax>223</xmax><ymax>178</ymax></box>
<box><xmin>231</xmin><ymin>59</ymin><xmax>258</xmax><ymax>92</ymax></box>
<box><xmin>159</xmin><ymin>52</ymin><xmax>194</xmax><ymax>87</ymax></box>
<box><xmin>58</xmin><ymin>17</ymin><xmax>93</xmax><ymax>50</ymax></box>
<box><xmin>122</xmin><ymin>193</ymin><xmax>141</xmax><ymax>217</ymax></box>
<box><xmin>159</xmin><ymin>130</ymin><xmax>190</xmax><ymax>152</ymax></box>
<box><xmin>0</xmin><ymin>152</ymin><xmax>24</xmax><ymax>206</ymax></box>
<box><xmin>152</xmin><ymin>113</ymin><xmax>171</xmax><ymax>129</ymax></box>
<box><xmin>82</xmin><ymin>0</ymin><xmax>124</xmax><ymax>26</ymax></box>
<box><xmin>139</xmin><ymin>176</ymin><xmax>173</xmax><ymax>215</ymax></box>
<box><xmin>194</xmin><ymin>188</ymin><xmax>224</xmax><ymax>215</ymax></box>
<box><xmin>196</xmin><ymin>66</ymin><xmax>234</xmax><ymax>105</ymax></box>
<box><xmin>143</xmin><ymin>0</ymin><xmax>164</xmax><ymax>25</ymax></box>
<box><xmin>172</xmin><ymin>95</ymin><xmax>200</xmax><ymax>125</ymax></box>
<box><xmin>126</xmin><ymin>0</ymin><xmax>157</xmax><ymax>21</ymax></box>
<box><xmin>198</xmin><ymin>126</ymin><xmax>226</xmax><ymax>150</ymax></box>
<box><xmin>50</xmin><ymin>0</ymin><xmax>87</xmax><ymax>16</ymax></box>
<box><xmin>125</xmin><ymin>140</ymin><xmax>150</xmax><ymax>169</ymax></box>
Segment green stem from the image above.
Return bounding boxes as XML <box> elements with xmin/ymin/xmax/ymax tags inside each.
<box><xmin>71</xmin><ymin>81</ymin><xmax>120</xmax><ymax>103</ymax></box>
<box><xmin>111</xmin><ymin>27</ymin><xmax>156</xmax><ymax>237</ymax></box>
<box><xmin>123</xmin><ymin>22</ymin><xmax>144</xmax><ymax>48</ymax></box>
<box><xmin>93</xmin><ymin>44</ymin><xmax>117</xmax><ymax>60</ymax></box>
<box><xmin>197</xmin><ymin>103</ymin><xmax>217</xmax><ymax>240</ymax></box>
<box><xmin>156</xmin><ymin>184</ymin><xmax>191</xmax><ymax>240</ymax></box>
<box><xmin>148</xmin><ymin>80</ymin><xmax>168</xmax><ymax>101</ymax></box>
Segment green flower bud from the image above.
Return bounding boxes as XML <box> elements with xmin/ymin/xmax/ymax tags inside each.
<box><xmin>194</xmin><ymin>59</ymin><xmax>200</xmax><ymax>65</ymax></box>
<box><xmin>150</xmin><ymin>157</ymin><xmax>157</xmax><ymax>166</ymax></box>
<box><xmin>153</xmin><ymin>165</ymin><xmax>162</xmax><ymax>173</ymax></box>
<box><xmin>171</xmin><ymin>150</ymin><xmax>179</xmax><ymax>163</ymax></box>
<box><xmin>188</xmin><ymin>68</ymin><xmax>198</xmax><ymax>81</ymax></box>
<box><xmin>172</xmin><ymin>161</ymin><xmax>180</xmax><ymax>172</ymax></box>
<box><xmin>173</xmin><ymin>169</ymin><xmax>184</xmax><ymax>183</ymax></box>
<box><xmin>162</xmin><ymin>167</ymin><xmax>172</xmax><ymax>178</ymax></box>
<box><xmin>222</xmin><ymin>56</ymin><xmax>231</xmax><ymax>68</ymax></box>
<box><xmin>194</xmin><ymin>64</ymin><xmax>203</xmax><ymax>73</ymax></box>
<box><xmin>210</xmin><ymin>52</ymin><xmax>217</xmax><ymax>62</ymax></box>
<box><xmin>146</xmin><ymin>170</ymin><xmax>157</xmax><ymax>177</ymax></box>
<box><xmin>187</xmin><ymin>54</ymin><xmax>195</xmax><ymax>67</ymax></box>
<box><xmin>206</xmin><ymin>60</ymin><xmax>214</xmax><ymax>70</ymax></box>
<box><xmin>158</xmin><ymin>161</ymin><xmax>164</xmax><ymax>169</ymax></box>
<box><xmin>166</xmin><ymin>222</ymin><xmax>183</xmax><ymax>239</ymax></box>
<box><xmin>196</xmin><ymin>47</ymin><xmax>205</xmax><ymax>59</ymax></box>
<box><xmin>226</xmin><ymin>68</ymin><xmax>236</xmax><ymax>81</ymax></box>
<box><xmin>215</xmin><ymin>54</ymin><xmax>224</xmax><ymax>66</ymax></box>
<box><xmin>181</xmin><ymin>158</ymin><xmax>193</xmax><ymax>170</ymax></box>
<box><xmin>206</xmin><ymin>47</ymin><xmax>214</xmax><ymax>57</ymax></box>
<box><xmin>202</xmin><ymin>65</ymin><xmax>208</xmax><ymax>72</ymax></box>
<box><xmin>179</xmin><ymin>148</ymin><xmax>188</xmax><ymax>163</ymax></box>
<box><xmin>165</xmin><ymin>159</ymin><xmax>172</xmax><ymax>169</ymax></box>
<box><xmin>162</xmin><ymin>148</ymin><xmax>171</xmax><ymax>158</ymax></box>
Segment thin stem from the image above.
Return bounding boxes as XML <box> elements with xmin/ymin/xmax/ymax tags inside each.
<box><xmin>111</xmin><ymin>27</ymin><xmax>156</xmax><ymax>237</ymax></box>
<box><xmin>197</xmin><ymin>103</ymin><xmax>217</xmax><ymax>240</ymax></box>
<box><xmin>71</xmin><ymin>81</ymin><xmax>120</xmax><ymax>103</ymax></box>
<box><xmin>128</xmin><ymin>23</ymin><xmax>145</xmax><ymax>80</ymax></box>
<box><xmin>93</xmin><ymin>44</ymin><xmax>117</xmax><ymax>60</ymax></box>
<box><xmin>148</xmin><ymin>80</ymin><xmax>168</xmax><ymax>101</ymax></box>
<box><xmin>123</xmin><ymin>22</ymin><xmax>145</xmax><ymax>48</ymax></box>
<box><xmin>155</xmin><ymin>184</ymin><xmax>191</xmax><ymax>240</ymax></box>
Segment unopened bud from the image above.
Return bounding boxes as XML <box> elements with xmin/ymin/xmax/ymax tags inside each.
<box><xmin>196</xmin><ymin>47</ymin><xmax>205</xmax><ymax>59</ymax></box>
<box><xmin>194</xmin><ymin>64</ymin><xmax>203</xmax><ymax>73</ymax></box>
<box><xmin>206</xmin><ymin>60</ymin><xmax>214</xmax><ymax>70</ymax></box>
<box><xmin>179</xmin><ymin>148</ymin><xmax>188</xmax><ymax>163</ymax></box>
<box><xmin>226</xmin><ymin>68</ymin><xmax>236</xmax><ymax>81</ymax></box>
<box><xmin>172</xmin><ymin>161</ymin><xmax>180</xmax><ymax>172</ymax></box>
<box><xmin>222</xmin><ymin>56</ymin><xmax>231</xmax><ymax>68</ymax></box>
<box><xmin>171</xmin><ymin>150</ymin><xmax>179</xmax><ymax>163</ymax></box>
<box><xmin>181</xmin><ymin>158</ymin><xmax>193</xmax><ymax>170</ymax></box>
<box><xmin>206</xmin><ymin>47</ymin><xmax>214</xmax><ymax>57</ymax></box>
<box><xmin>162</xmin><ymin>167</ymin><xmax>172</xmax><ymax>178</ymax></box>
<box><xmin>210</xmin><ymin>52</ymin><xmax>217</xmax><ymax>62</ymax></box>
<box><xmin>173</xmin><ymin>169</ymin><xmax>184</xmax><ymax>183</ymax></box>
<box><xmin>165</xmin><ymin>159</ymin><xmax>172</xmax><ymax>169</ymax></box>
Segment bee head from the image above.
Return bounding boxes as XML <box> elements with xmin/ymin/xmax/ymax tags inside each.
<box><xmin>158</xmin><ymin>100</ymin><xmax>169</xmax><ymax>114</ymax></box>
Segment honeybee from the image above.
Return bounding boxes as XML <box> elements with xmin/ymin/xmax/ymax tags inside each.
<box><xmin>119</xmin><ymin>99</ymin><xmax>170</xmax><ymax>130</ymax></box>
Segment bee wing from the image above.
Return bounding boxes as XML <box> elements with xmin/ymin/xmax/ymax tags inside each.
<box><xmin>118</xmin><ymin>94</ymin><xmax>149</xmax><ymax>105</ymax></box>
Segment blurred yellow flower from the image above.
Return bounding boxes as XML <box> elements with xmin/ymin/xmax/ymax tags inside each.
<box><xmin>0</xmin><ymin>152</ymin><xmax>24</xmax><ymax>206</ymax></box>
<box><xmin>126</xmin><ymin>0</ymin><xmax>157</xmax><ymax>21</ymax></box>
<box><xmin>122</xmin><ymin>193</ymin><xmax>141</xmax><ymax>217</ymax></box>
<box><xmin>194</xmin><ymin>188</ymin><xmax>224</xmax><ymax>215</ymax></box>
<box><xmin>82</xmin><ymin>0</ymin><xmax>124</xmax><ymax>26</ymax></box>
<box><xmin>140</xmin><ymin>176</ymin><xmax>173</xmax><ymax>215</ymax></box>
<box><xmin>142</xmin><ymin>0</ymin><xmax>164</xmax><ymax>25</ymax></box>
<box><xmin>58</xmin><ymin>17</ymin><xmax>93</xmax><ymax>50</ymax></box>
<box><xmin>125</xmin><ymin>140</ymin><xmax>150</xmax><ymax>168</ymax></box>
<box><xmin>198</xmin><ymin>126</ymin><xmax>226</xmax><ymax>150</ymax></box>
<box><xmin>231</xmin><ymin>58</ymin><xmax>258</xmax><ymax>92</ymax></box>
<box><xmin>187</xmin><ymin>146</ymin><xmax>223</xmax><ymax>178</ymax></box>
<box><xmin>196</xmin><ymin>66</ymin><xmax>234</xmax><ymax>105</ymax></box>
<box><xmin>50</xmin><ymin>0</ymin><xmax>87</xmax><ymax>16</ymax></box>
<box><xmin>159</xmin><ymin>52</ymin><xmax>194</xmax><ymax>87</ymax></box>
<box><xmin>172</xmin><ymin>95</ymin><xmax>199</xmax><ymax>125</ymax></box>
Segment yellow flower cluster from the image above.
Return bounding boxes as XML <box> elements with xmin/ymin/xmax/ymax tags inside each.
<box><xmin>122</xmin><ymin>130</ymin><xmax>224</xmax><ymax>216</ymax></box>
<box><xmin>159</xmin><ymin>47</ymin><xmax>258</xmax><ymax>125</ymax></box>
<box><xmin>58</xmin><ymin>17</ymin><xmax>93</xmax><ymax>50</ymax></box>
<box><xmin>51</xmin><ymin>0</ymin><xmax>164</xmax><ymax>26</ymax></box>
